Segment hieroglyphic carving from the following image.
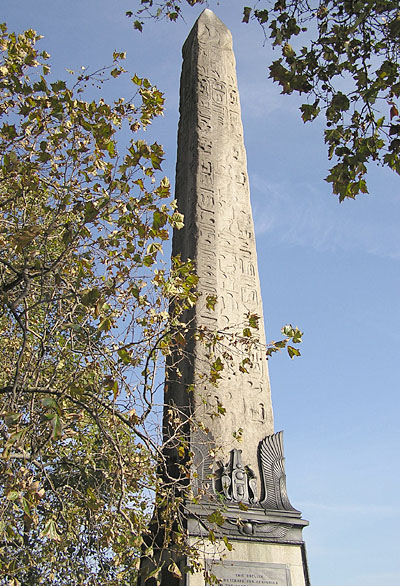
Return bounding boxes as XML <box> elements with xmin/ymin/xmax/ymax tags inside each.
<box><xmin>191</xmin><ymin>429</ymin><xmax>216</xmax><ymax>497</ymax></box>
<box><xmin>223</xmin><ymin>521</ymin><xmax>293</xmax><ymax>540</ymax></box>
<box><xmin>171</xmin><ymin>8</ymin><xmax>274</xmax><ymax>482</ymax></box>
<box><xmin>244</xmin><ymin>398</ymin><xmax>267</xmax><ymax>423</ymax></box>
<box><xmin>215</xmin><ymin>449</ymin><xmax>258</xmax><ymax>505</ymax></box>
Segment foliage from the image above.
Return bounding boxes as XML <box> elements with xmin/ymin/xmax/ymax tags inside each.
<box><xmin>246</xmin><ymin>0</ymin><xmax>400</xmax><ymax>201</ymax></box>
<box><xmin>266</xmin><ymin>324</ymin><xmax>302</xmax><ymax>358</ymax></box>
<box><xmin>0</xmin><ymin>24</ymin><xmax>195</xmax><ymax>585</ymax></box>
<box><xmin>126</xmin><ymin>0</ymin><xmax>206</xmax><ymax>30</ymax></box>
<box><xmin>130</xmin><ymin>0</ymin><xmax>400</xmax><ymax>201</ymax></box>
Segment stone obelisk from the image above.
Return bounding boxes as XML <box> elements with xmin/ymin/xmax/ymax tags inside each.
<box><xmin>170</xmin><ymin>7</ymin><xmax>274</xmax><ymax>480</ymax></box>
<box><xmin>161</xmin><ymin>9</ymin><xmax>309</xmax><ymax>586</ymax></box>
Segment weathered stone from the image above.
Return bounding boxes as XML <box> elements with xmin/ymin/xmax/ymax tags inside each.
<box><xmin>148</xmin><ymin>11</ymin><xmax>311</xmax><ymax>586</ymax></box>
<box><xmin>168</xmin><ymin>8</ymin><xmax>274</xmax><ymax>481</ymax></box>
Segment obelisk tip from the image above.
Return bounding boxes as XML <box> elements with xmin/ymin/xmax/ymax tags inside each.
<box><xmin>196</xmin><ymin>8</ymin><xmax>229</xmax><ymax>29</ymax></box>
<box><xmin>183</xmin><ymin>8</ymin><xmax>231</xmax><ymax>56</ymax></box>
<box><xmin>199</xmin><ymin>8</ymin><xmax>216</xmax><ymax>18</ymax></box>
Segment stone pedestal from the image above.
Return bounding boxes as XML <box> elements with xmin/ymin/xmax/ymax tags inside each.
<box><xmin>185</xmin><ymin>502</ymin><xmax>310</xmax><ymax>586</ymax></box>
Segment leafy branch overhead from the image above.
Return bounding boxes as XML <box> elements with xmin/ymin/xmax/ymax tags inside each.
<box><xmin>243</xmin><ymin>0</ymin><xmax>400</xmax><ymax>201</ymax></box>
<box><xmin>126</xmin><ymin>0</ymin><xmax>206</xmax><ymax>29</ymax></box>
<box><xmin>130</xmin><ymin>0</ymin><xmax>400</xmax><ymax>201</ymax></box>
<box><xmin>266</xmin><ymin>324</ymin><xmax>303</xmax><ymax>359</ymax></box>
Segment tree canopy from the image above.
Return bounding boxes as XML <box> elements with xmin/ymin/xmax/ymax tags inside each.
<box><xmin>130</xmin><ymin>0</ymin><xmax>400</xmax><ymax>201</ymax></box>
<box><xmin>0</xmin><ymin>24</ymin><xmax>194</xmax><ymax>584</ymax></box>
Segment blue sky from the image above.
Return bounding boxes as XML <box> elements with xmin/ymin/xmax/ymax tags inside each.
<box><xmin>3</xmin><ymin>1</ymin><xmax>400</xmax><ymax>585</ymax></box>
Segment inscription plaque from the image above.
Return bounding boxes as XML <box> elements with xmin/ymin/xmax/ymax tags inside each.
<box><xmin>206</xmin><ymin>561</ymin><xmax>292</xmax><ymax>586</ymax></box>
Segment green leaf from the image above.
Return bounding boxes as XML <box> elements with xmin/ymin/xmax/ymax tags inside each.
<box><xmin>41</xmin><ymin>396</ymin><xmax>59</xmax><ymax>410</ymax></box>
<box><xmin>170</xmin><ymin>211</ymin><xmax>184</xmax><ymax>230</ymax></box>
<box><xmin>6</xmin><ymin>491</ymin><xmax>20</xmax><ymax>502</ymax></box>
<box><xmin>118</xmin><ymin>348</ymin><xmax>132</xmax><ymax>364</ymax></box>
<box><xmin>287</xmin><ymin>346</ymin><xmax>301</xmax><ymax>359</ymax></box>
<box><xmin>291</xmin><ymin>328</ymin><xmax>303</xmax><ymax>344</ymax></box>
<box><xmin>281</xmin><ymin>324</ymin><xmax>294</xmax><ymax>336</ymax></box>
<box><xmin>206</xmin><ymin>294</ymin><xmax>217</xmax><ymax>311</ymax></box>
<box><xmin>242</xmin><ymin>6</ymin><xmax>252</xmax><ymax>23</ymax></box>
<box><xmin>223</xmin><ymin>535</ymin><xmax>233</xmax><ymax>551</ymax></box>
<box><xmin>21</xmin><ymin>496</ymin><xmax>31</xmax><ymax>516</ymax></box>
<box><xmin>248</xmin><ymin>313</ymin><xmax>259</xmax><ymax>329</ymax></box>
<box><xmin>106</xmin><ymin>140</ymin><xmax>115</xmax><ymax>156</ymax></box>
<box><xmin>84</xmin><ymin>201</ymin><xmax>99</xmax><ymax>222</ymax></box>
<box><xmin>81</xmin><ymin>288</ymin><xmax>101</xmax><ymax>307</ymax></box>
<box><xmin>211</xmin><ymin>357</ymin><xmax>223</xmax><ymax>372</ymax></box>
<box><xmin>41</xmin><ymin>519</ymin><xmax>61</xmax><ymax>542</ymax></box>
<box><xmin>168</xmin><ymin>561</ymin><xmax>182</xmax><ymax>580</ymax></box>
<box><xmin>98</xmin><ymin>317</ymin><xmax>112</xmax><ymax>331</ymax></box>
<box><xmin>50</xmin><ymin>413</ymin><xmax>62</xmax><ymax>439</ymax></box>
<box><xmin>113</xmin><ymin>51</ymin><xmax>126</xmax><ymax>61</ymax></box>
<box><xmin>51</xmin><ymin>80</ymin><xmax>66</xmax><ymax>92</ymax></box>
<box><xmin>255</xmin><ymin>9</ymin><xmax>269</xmax><ymax>24</ymax></box>
<box><xmin>300</xmin><ymin>102</ymin><xmax>320</xmax><ymax>123</ymax></box>
<box><xmin>153</xmin><ymin>210</ymin><xmax>167</xmax><ymax>229</ymax></box>
<box><xmin>331</xmin><ymin>92</ymin><xmax>350</xmax><ymax>112</ymax></box>
<box><xmin>147</xmin><ymin>242</ymin><xmax>162</xmax><ymax>255</ymax></box>
<box><xmin>143</xmin><ymin>566</ymin><xmax>161</xmax><ymax>582</ymax></box>
<box><xmin>3</xmin><ymin>412</ymin><xmax>20</xmax><ymax>427</ymax></box>
<box><xmin>132</xmin><ymin>74</ymin><xmax>142</xmax><ymax>86</ymax></box>
<box><xmin>112</xmin><ymin>380</ymin><xmax>119</xmax><ymax>401</ymax></box>
<box><xmin>207</xmin><ymin>510</ymin><xmax>225</xmax><ymax>526</ymax></box>
<box><xmin>143</xmin><ymin>255</ymin><xmax>154</xmax><ymax>267</ymax></box>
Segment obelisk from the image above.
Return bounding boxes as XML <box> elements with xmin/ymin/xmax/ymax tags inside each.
<box><xmin>169</xmin><ymin>7</ymin><xmax>274</xmax><ymax>479</ymax></box>
<box><xmin>157</xmin><ymin>10</ymin><xmax>309</xmax><ymax>586</ymax></box>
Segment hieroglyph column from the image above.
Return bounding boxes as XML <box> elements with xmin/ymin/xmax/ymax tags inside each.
<box><xmin>169</xmin><ymin>9</ymin><xmax>274</xmax><ymax>480</ymax></box>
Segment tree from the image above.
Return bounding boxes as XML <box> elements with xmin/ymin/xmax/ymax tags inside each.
<box><xmin>0</xmin><ymin>24</ymin><xmax>196</xmax><ymax>585</ymax></box>
<box><xmin>130</xmin><ymin>0</ymin><xmax>400</xmax><ymax>201</ymax></box>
